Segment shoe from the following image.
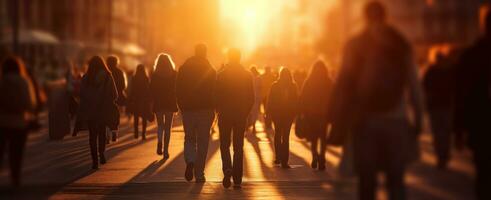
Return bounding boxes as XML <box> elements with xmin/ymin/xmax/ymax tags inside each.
<box><xmin>274</xmin><ymin>160</ymin><xmax>281</xmax><ymax>165</ymax></box>
<box><xmin>311</xmin><ymin>158</ymin><xmax>318</xmax><ymax>169</ymax></box>
<box><xmin>100</xmin><ymin>156</ymin><xmax>106</xmax><ymax>164</ymax></box>
<box><xmin>223</xmin><ymin>169</ymin><xmax>232</xmax><ymax>188</ymax></box>
<box><xmin>157</xmin><ymin>143</ymin><xmax>163</xmax><ymax>155</ymax></box>
<box><xmin>163</xmin><ymin>152</ymin><xmax>170</xmax><ymax>160</ymax></box>
<box><xmin>233</xmin><ymin>184</ymin><xmax>242</xmax><ymax>189</ymax></box>
<box><xmin>185</xmin><ymin>163</ymin><xmax>194</xmax><ymax>181</ymax></box>
<box><xmin>195</xmin><ymin>176</ymin><xmax>206</xmax><ymax>183</ymax></box>
<box><xmin>92</xmin><ymin>163</ymin><xmax>99</xmax><ymax>170</ymax></box>
<box><xmin>318</xmin><ymin>162</ymin><xmax>326</xmax><ymax>171</ymax></box>
<box><xmin>112</xmin><ymin>132</ymin><xmax>117</xmax><ymax>142</ymax></box>
<box><xmin>281</xmin><ymin>163</ymin><xmax>291</xmax><ymax>169</ymax></box>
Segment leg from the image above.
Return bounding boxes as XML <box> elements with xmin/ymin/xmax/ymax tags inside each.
<box><xmin>194</xmin><ymin>111</ymin><xmax>214</xmax><ymax>180</ymax></box>
<box><xmin>219</xmin><ymin>117</ymin><xmax>233</xmax><ymax>187</ymax></box>
<box><xmin>318</xmin><ymin>134</ymin><xmax>327</xmax><ymax>170</ymax></box>
<box><xmin>97</xmin><ymin>124</ymin><xmax>107</xmax><ymax>164</ymax></box>
<box><xmin>355</xmin><ymin>123</ymin><xmax>377</xmax><ymax>200</ymax></box>
<box><xmin>134</xmin><ymin>115</ymin><xmax>139</xmax><ymax>139</ymax></box>
<box><xmin>88</xmin><ymin>123</ymin><xmax>99</xmax><ymax>168</ymax></box>
<box><xmin>310</xmin><ymin>137</ymin><xmax>319</xmax><ymax>169</ymax></box>
<box><xmin>182</xmin><ymin>112</ymin><xmax>197</xmax><ymax>164</ymax></box>
<box><xmin>142</xmin><ymin>117</ymin><xmax>147</xmax><ymax>140</ymax></box>
<box><xmin>273</xmin><ymin>121</ymin><xmax>282</xmax><ymax>164</ymax></box>
<box><xmin>163</xmin><ymin>112</ymin><xmax>174</xmax><ymax>157</ymax></box>
<box><xmin>473</xmin><ymin>145</ymin><xmax>491</xmax><ymax>200</ymax></box>
<box><xmin>9</xmin><ymin>130</ymin><xmax>27</xmax><ymax>187</ymax></box>
<box><xmin>232</xmin><ymin>119</ymin><xmax>246</xmax><ymax>185</ymax></box>
<box><xmin>281</xmin><ymin>121</ymin><xmax>292</xmax><ymax>166</ymax></box>
<box><xmin>0</xmin><ymin>130</ymin><xmax>6</xmax><ymax>169</ymax></box>
<box><xmin>156</xmin><ymin>113</ymin><xmax>164</xmax><ymax>155</ymax></box>
<box><xmin>430</xmin><ymin>112</ymin><xmax>450</xmax><ymax>169</ymax></box>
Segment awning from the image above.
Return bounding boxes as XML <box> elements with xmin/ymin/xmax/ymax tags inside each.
<box><xmin>1</xmin><ymin>29</ymin><xmax>60</xmax><ymax>45</ymax></box>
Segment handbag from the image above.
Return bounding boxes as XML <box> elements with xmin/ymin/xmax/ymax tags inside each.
<box><xmin>294</xmin><ymin>115</ymin><xmax>308</xmax><ymax>139</ymax></box>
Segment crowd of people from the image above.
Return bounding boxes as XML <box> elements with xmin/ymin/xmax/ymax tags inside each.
<box><xmin>1</xmin><ymin>1</ymin><xmax>491</xmax><ymax>200</ymax></box>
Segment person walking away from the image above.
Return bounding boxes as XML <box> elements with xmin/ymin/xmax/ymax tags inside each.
<box><xmin>128</xmin><ymin>64</ymin><xmax>152</xmax><ymax>140</ymax></box>
<box><xmin>267</xmin><ymin>67</ymin><xmax>298</xmax><ymax>169</ymax></box>
<box><xmin>248</xmin><ymin>66</ymin><xmax>262</xmax><ymax>134</ymax></box>
<box><xmin>150</xmin><ymin>54</ymin><xmax>178</xmax><ymax>159</ymax></box>
<box><xmin>176</xmin><ymin>44</ymin><xmax>216</xmax><ymax>183</ymax></box>
<box><xmin>454</xmin><ymin>11</ymin><xmax>491</xmax><ymax>200</ymax></box>
<box><xmin>299</xmin><ymin>60</ymin><xmax>332</xmax><ymax>171</ymax></box>
<box><xmin>0</xmin><ymin>56</ymin><xmax>37</xmax><ymax>187</ymax></box>
<box><xmin>331</xmin><ymin>2</ymin><xmax>424</xmax><ymax>200</ymax></box>
<box><xmin>260</xmin><ymin>66</ymin><xmax>276</xmax><ymax>129</ymax></box>
<box><xmin>423</xmin><ymin>53</ymin><xmax>455</xmax><ymax>170</ymax></box>
<box><xmin>216</xmin><ymin>49</ymin><xmax>254</xmax><ymax>188</ymax></box>
<box><xmin>106</xmin><ymin>56</ymin><xmax>127</xmax><ymax>142</ymax></box>
<box><xmin>75</xmin><ymin>56</ymin><xmax>119</xmax><ymax>169</ymax></box>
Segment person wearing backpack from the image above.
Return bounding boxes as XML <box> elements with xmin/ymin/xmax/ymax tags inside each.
<box><xmin>332</xmin><ymin>2</ymin><xmax>424</xmax><ymax>200</ymax></box>
<box><xmin>299</xmin><ymin>60</ymin><xmax>332</xmax><ymax>171</ymax></box>
<box><xmin>0</xmin><ymin>56</ymin><xmax>37</xmax><ymax>187</ymax></box>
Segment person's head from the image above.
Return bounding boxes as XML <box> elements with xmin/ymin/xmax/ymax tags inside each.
<box><xmin>250</xmin><ymin>65</ymin><xmax>259</xmax><ymax>76</ymax></box>
<box><xmin>1</xmin><ymin>56</ymin><xmax>26</xmax><ymax>77</ymax></box>
<box><xmin>309</xmin><ymin>60</ymin><xmax>329</xmax><ymax>80</ymax></box>
<box><xmin>154</xmin><ymin>53</ymin><xmax>175</xmax><ymax>76</ymax></box>
<box><xmin>264</xmin><ymin>66</ymin><xmax>272</xmax><ymax>74</ymax></box>
<box><xmin>227</xmin><ymin>48</ymin><xmax>241</xmax><ymax>64</ymax></box>
<box><xmin>278</xmin><ymin>67</ymin><xmax>293</xmax><ymax>83</ymax></box>
<box><xmin>135</xmin><ymin>64</ymin><xmax>147</xmax><ymax>77</ymax></box>
<box><xmin>195</xmin><ymin>44</ymin><xmax>207</xmax><ymax>58</ymax></box>
<box><xmin>86</xmin><ymin>56</ymin><xmax>110</xmax><ymax>84</ymax></box>
<box><xmin>364</xmin><ymin>1</ymin><xmax>387</xmax><ymax>25</ymax></box>
<box><xmin>106</xmin><ymin>55</ymin><xmax>119</xmax><ymax>70</ymax></box>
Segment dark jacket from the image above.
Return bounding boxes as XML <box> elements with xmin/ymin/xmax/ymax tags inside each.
<box><xmin>128</xmin><ymin>73</ymin><xmax>152</xmax><ymax>118</ymax></box>
<box><xmin>109</xmin><ymin>66</ymin><xmax>126</xmax><ymax>106</ymax></box>
<box><xmin>150</xmin><ymin>71</ymin><xmax>178</xmax><ymax>113</ymax></box>
<box><xmin>299</xmin><ymin>77</ymin><xmax>332</xmax><ymax>117</ymax></box>
<box><xmin>176</xmin><ymin>56</ymin><xmax>216</xmax><ymax>111</ymax></box>
<box><xmin>423</xmin><ymin>62</ymin><xmax>455</xmax><ymax>111</ymax></box>
<box><xmin>76</xmin><ymin>72</ymin><xmax>119</xmax><ymax>132</ymax></box>
<box><xmin>215</xmin><ymin>63</ymin><xmax>254</xmax><ymax>119</ymax></box>
<box><xmin>0</xmin><ymin>74</ymin><xmax>36</xmax><ymax>129</ymax></box>
<box><xmin>267</xmin><ymin>81</ymin><xmax>298</xmax><ymax>122</ymax></box>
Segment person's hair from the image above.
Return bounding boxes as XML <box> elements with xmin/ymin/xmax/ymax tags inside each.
<box><xmin>278</xmin><ymin>67</ymin><xmax>294</xmax><ymax>84</ymax></box>
<box><xmin>228</xmin><ymin>48</ymin><xmax>241</xmax><ymax>64</ymax></box>
<box><xmin>106</xmin><ymin>55</ymin><xmax>119</xmax><ymax>70</ymax></box>
<box><xmin>134</xmin><ymin>64</ymin><xmax>148</xmax><ymax>79</ymax></box>
<box><xmin>307</xmin><ymin>60</ymin><xmax>329</xmax><ymax>86</ymax></box>
<box><xmin>264</xmin><ymin>66</ymin><xmax>272</xmax><ymax>73</ymax></box>
<box><xmin>153</xmin><ymin>53</ymin><xmax>175</xmax><ymax>76</ymax></box>
<box><xmin>250</xmin><ymin>65</ymin><xmax>259</xmax><ymax>76</ymax></box>
<box><xmin>195</xmin><ymin>44</ymin><xmax>207</xmax><ymax>58</ymax></box>
<box><xmin>86</xmin><ymin>56</ymin><xmax>110</xmax><ymax>85</ymax></box>
<box><xmin>1</xmin><ymin>56</ymin><xmax>27</xmax><ymax>77</ymax></box>
<box><xmin>364</xmin><ymin>1</ymin><xmax>386</xmax><ymax>24</ymax></box>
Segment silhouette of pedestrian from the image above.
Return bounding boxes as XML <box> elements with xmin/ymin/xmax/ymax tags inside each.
<box><xmin>260</xmin><ymin>66</ymin><xmax>276</xmax><ymax>129</ymax></box>
<box><xmin>176</xmin><ymin>44</ymin><xmax>216</xmax><ymax>182</ymax></box>
<box><xmin>150</xmin><ymin>54</ymin><xmax>178</xmax><ymax>159</ymax></box>
<box><xmin>0</xmin><ymin>56</ymin><xmax>37</xmax><ymax>187</ymax></box>
<box><xmin>454</xmin><ymin>11</ymin><xmax>491</xmax><ymax>200</ymax></box>
<box><xmin>216</xmin><ymin>48</ymin><xmax>254</xmax><ymax>188</ymax></box>
<box><xmin>248</xmin><ymin>65</ymin><xmax>262</xmax><ymax>134</ymax></box>
<box><xmin>423</xmin><ymin>53</ymin><xmax>455</xmax><ymax>170</ymax></box>
<box><xmin>267</xmin><ymin>67</ymin><xmax>298</xmax><ymax>169</ymax></box>
<box><xmin>299</xmin><ymin>60</ymin><xmax>332</xmax><ymax>171</ymax></box>
<box><xmin>128</xmin><ymin>64</ymin><xmax>152</xmax><ymax>140</ymax></box>
<box><xmin>331</xmin><ymin>2</ymin><xmax>424</xmax><ymax>199</ymax></box>
<box><xmin>106</xmin><ymin>56</ymin><xmax>127</xmax><ymax>142</ymax></box>
<box><xmin>75</xmin><ymin>56</ymin><xmax>119</xmax><ymax>169</ymax></box>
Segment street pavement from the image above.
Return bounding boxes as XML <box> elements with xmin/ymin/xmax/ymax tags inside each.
<box><xmin>0</xmin><ymin>113</ymin><xmax>476</xmax><ymax>199</ymax></box>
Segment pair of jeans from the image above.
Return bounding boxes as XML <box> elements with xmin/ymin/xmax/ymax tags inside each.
<box><xmin>88</xmin><ymin>122</ymin><xmax>106</xmax><ymax>166</ymax></box>
<box><xmin>305</xmin><ymin>115</ymin><xmax>328</xmax><ymax>165</ymax></box>
<box><xmin>156</xmin><ymin>112</ymin><xmax>174</xmax><ymax>154</ymax></box>
<box><xmin>354</xmin><ymin>117</ymin><xmax>409</xmax><ymax>200</ymax></box>
<box><xmin>0</xmin><ymin>128</ymin><xmax>27</xmax><ymax>187</ymax></box>
<box><xmin>273</xmin><ymin>119</ymin><xmax>293</xmax><ymax>165</ymax></box>
<box><xmin>428</xmin><ymin>109</ymin><xmax>452</xmax><ymax>167</ymax></box>
<box><xmin>182</xmin><ymin>110</ymin><xmax>215</xmax><ymax>179</ymax></box>
<box><xmin>134</xmin><ymin>115</ymin><xmax>147</xmax><ymax>139</ymax></box>
<box><xmin>218</xmin><ymin>115</ymin><xmax>246</xmax><ymax>185</ymax></box>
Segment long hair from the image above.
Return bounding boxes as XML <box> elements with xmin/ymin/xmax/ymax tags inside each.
<box><xmin>307</xmin><ymin>61</ymin><xmax>329</xmax><ymax>85</ymax></box>
<box><xmin>278</xmin><ymin>67</ymin><xmax>294</xmax><ymax>84</ymax></box>
<box><xmin>153</xmin><ymin>53</ymin><xmax>175</xmax><ymax>76</ymax></box>
<box><xmin>134</xmin><ymin>64</ymin><xmax>148</xmax><ymax>82</ymax></box>
<box><xmin>1</xmin><ymin>56</ymin><xmax>27</xmax><ymax>77</ymax></box>
<box><xmin>86</xmin><ymin>56</ymin><xmax>111</xmax><ymax>85</ymax></box>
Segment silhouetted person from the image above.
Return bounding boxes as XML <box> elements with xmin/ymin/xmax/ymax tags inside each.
<box><xmin>299</xmin><ymin>61</ymin><xmax>332</xmax><ymax>171</ymax></box>
<box><xmin>423</xmin><ymin>53</ymin><xmax>455</xmax><ymax>170</ymax></box>
<box><xmin>260</xmin><ymin>66</ymin><xmax>276</xmax><ymax>129</ymax></box>
<box><xmin>176</xmin><ymin>44</ymin><xmax>216</xmax><ymax>182</ymax></box>
<box><xmin>0</xmin><ymin>56</ymin><xmax>36</xmax><ymax>187</ymax></box>
<box><xmin>455</xmin><ymin>12</ymin><xmax>491</xmax><ymax>200</ymax></box>
<box><xmin>106</xmin><ymin>56</ymin><xmax>126</xmax><ymax>142</ymax></box>
<box><xmin>267</xmin><ymin>67</ymin><xmax>298</xmax><ymax>168</ymax></box>
<box><xmin>331</xmin><ymin>2</ymin><xmax>423</xmax><ymax>200</ymax></box>
<box><xmin>216</xmin><ymin>48</ymin><xmax>254</xmax><ymax>188</ymax></box>
<box><xmin>150</xmin><ymin>54</ymin><xmax>178</xmax><ymax>159</ymax></box>
<box><xmin>248</xmin><ymin>65</ymin><xmax>262</xmax><ymax>134</ymax></box>
<box><xmin>128</xmin><ymin>64</ymin><xmax>152</xmax><ymax>140</ymax></box>
<box><xmin>76</xmin><ymin>56</ymin><xmax>119</xmax><ymax>169</ymax></box>
<box><xmin>294</xmin><ymin>69</ymin><xmax>307</xmax><ymax>91</ymax></box>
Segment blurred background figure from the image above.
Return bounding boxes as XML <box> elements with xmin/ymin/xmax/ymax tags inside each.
<box><xmin>299</xmin><ymin>60</ymin><xmax>332</xmax><ymax>171</ymax></box>
<box><xmin>267</xmin><ymin>67</ymin><xmax>298</xmax><ymax>169</ymax></box>
<box><xmin>423</xmin><ymin>52</ymin><xmax>455</xmax><ymax>170</ymax></box>
<box><xmin>74</xmin><ymin>56</ymin><xmax>118</xmax><ymax>170</ymax></box>
<box><xmin>0</xmin><ymin>56</ymin><xmax>37</xmax><ymax>188</ymax></box>
<box><xmin>127</xmin><ymin>64</ymin><xmax>152</xmax><ymax>140</ymax></box>
<box><xmin>293</xmin><ymin>68</ymin><xmax>307</xmax><ymax>91</ymax></box>
<box><xmin>260</xmin><ymin>66</ymin><xmax>276</xmax><ymax>130</ymax></box>
<box><xmin>248</xmin><ymin>65</ymin><xmax>262</xmax><ymax>134</ymax></box>
<box><xmin>150</xmin><ymin>54</ymin><xmax>178</xmax><ymax>159</ymax></box>
<box><xmin>106</xmin><ymin>56</ymin><xmax>127</xmax><ymax>143</ymax></box>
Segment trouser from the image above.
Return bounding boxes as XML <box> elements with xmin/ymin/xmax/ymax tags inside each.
<box><xmin>428</xmin><ymin>110</ymin><xmax>452</xmax><ymax>167</ymax></box>
<box><xmin>469</xmin><ymin>127</ymin><xmax>491</xmax><ymax>200</ymax></box>
<box><xmin>306</xmin><ymin>115</ymin><xmax>328</xmax><ymax>165</ymax></box>
<box><xmin>182</xmin><ymin>110</ymin><xmax>215</xmax><ymax>179</ymax></box>
<box><xmin>273</xmin><ymin>119</ymin><xmax>293</xmax><ymax>165</ymax></box>
<box><xmin>218</xmin><ymin>116</ymin><xmax>246</xmax><ymax>185</ymax></box>
<box><xmin>354</xmin><ymin>118</ymin><xmax>408</xmax><ymax>200</ymax></box>
<box><xmin>134</xmin><ymin>115</ymin><xmax>147</xmax><ymax>139</ymax></box>
<box><xmin>0</xmin><ymin>128</ymin><xmax>27</xmax><ymax>187</ymax></box>
<box><xmin>262</xmin><ymin>98</ymin><xmax>272</xmax><ymax>128</ymax></box>
<box><xmin>88</xmin><ymin>122</ymin><xmax>106</xmax><ymax>166</ymax></box>
<box><xmin>156</xmin><ymin>112</ymin><xmax>174</xmax><ymax>154</ymax></box>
